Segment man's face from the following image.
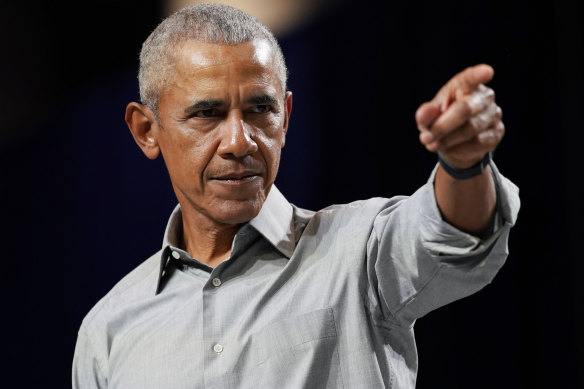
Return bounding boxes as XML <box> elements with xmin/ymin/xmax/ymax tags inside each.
<box><xmin>154</xmin><ymin>39</ymin><xmax>291</xmax><ymax>227</ymax></box>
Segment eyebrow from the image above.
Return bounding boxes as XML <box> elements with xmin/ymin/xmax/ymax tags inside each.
<box><xmin>183</xmin><ymin>94</ymin><xmax>279</xmax><ymax>116</ymax></box>
<box><xmin>184</xmin><ymin>99</ymin><xmax>224</xmax><ymax>115</ymax></box>
<box><xmin>246</xmin><ymin>94</ymin><xmax>278</xmax><ymax>105</ymax></box>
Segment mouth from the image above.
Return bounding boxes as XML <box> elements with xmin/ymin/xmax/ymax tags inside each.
<box><xmin>210</xmin><ymin>172</ymin><xmax>262</xmax><ymax>185</ymax></box>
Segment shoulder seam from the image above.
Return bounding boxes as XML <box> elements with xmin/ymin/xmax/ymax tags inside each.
<box><xmin>81</xmin><ymin>251</ymin><xmax>162</xmax><ymax>327</ymax></box>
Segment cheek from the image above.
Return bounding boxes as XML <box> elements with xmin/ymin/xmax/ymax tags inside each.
<box><xmin>259</xmin><ymin>137</ymin><xmax>283</xmax><ymax>180</ymax></box>
<box><xmin>254</xmin><ymin>126</ymin><xmax>284</xmax><ymax>162</ymax></box>
<box><xmin>252</xmin><ymin>114</ymin><xmax>286</xmax><ymax>144</ymax></box>
<box><xmin>160</xmin><ymin>131</ymin><xmax>216</xmax><ymax>179</ymax></box>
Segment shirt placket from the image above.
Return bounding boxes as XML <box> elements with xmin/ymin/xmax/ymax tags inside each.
<box><xmin>202</xmin><ymin>266</ymin><xmax>225</xmax><ymax>388</ymax></box>
<box><xmin>202</xmin><ymin>228</ymin><xmax>253</xmax><ymax>388</ymax></box>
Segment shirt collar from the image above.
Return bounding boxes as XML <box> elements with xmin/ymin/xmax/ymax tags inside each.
<box><xmin>162</xmin><ymin>203</ymin><xmax>183</xmax><ymax>250</ymax></box>
<box><xmin>155</xmin><ymin>185</ymin><xmax>296</xmax><ymax>294</ymax></box>
<box><xmin>248</xmin><ymin>185</ymin><xmax>296</xmax><ymax>259</ymax></box>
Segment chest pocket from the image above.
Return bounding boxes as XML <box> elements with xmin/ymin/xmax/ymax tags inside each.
<box><xmin>252</xmin><ymin>307</ymin><xmax>344</xmax><ymax>388</ymax></box>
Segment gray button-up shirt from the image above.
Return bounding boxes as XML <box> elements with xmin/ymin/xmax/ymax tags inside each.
<box><xmin>72</xmin><ymin>163</ymin><xmax>520</xmax><ymax>388</ymax></box>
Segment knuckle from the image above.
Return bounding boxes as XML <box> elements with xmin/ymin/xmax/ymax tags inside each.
<box><xmin>466</xmin><ymin>92</ymin><xmax>483</xmax><ymax>113</ymax></box>
<box><xmin>474</xmin><ymin>120</ymin><xmax>485</xmax><ymax>134</ymax></box>
<box><xmin>459</xmin><ymin>100</ymin><xmax>473</xmax><ymax>117</ymax></box>
<box><xmin>485</xmin><ymin>86</ymin><xmax>495</xmax><ymax>101</ymax></box>
<box><xmin>470</xmin><ymin>114</ymin><xmax>487</xmax><ymax>130</ymax></box>
<box><xmin>477</xmin><ymin>130</ymin><xmax>497</xmax><ymax>146</ymax></box>
<box><xmin>477</xmin><ymin>131</ymin><xmax>489</xmax><ymax>144</ymax></box>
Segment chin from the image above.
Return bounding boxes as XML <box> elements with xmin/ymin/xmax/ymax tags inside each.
<box><xmin>212</xmin><ymin>198</ymin><xmax>264</xmax><ymax>225</ymax></box>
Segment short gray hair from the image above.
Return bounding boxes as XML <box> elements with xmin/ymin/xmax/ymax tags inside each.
<box><xmin>138</xmin><ymin>3</ymin><xmax>288</xmax><ymax>112</ymax></box>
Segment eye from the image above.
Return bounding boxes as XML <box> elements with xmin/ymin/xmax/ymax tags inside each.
<box><xmin>250</xmin><ymin>104</ymin><xmax>272</xmax><ymax>114</ymax></box>
<box><xmin>194</xmin><ymin>108</ymin><xmax>216</xmax><ymax>118</ymax></box>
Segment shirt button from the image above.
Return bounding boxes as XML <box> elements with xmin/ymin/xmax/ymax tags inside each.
<box><xmin>212</xmin><ymin>278</ymin><xmax>222</xmax><ymax>287</ymax></box>
<box><xmin>213</xmin><ymin>344</ymin><xmax>224</xmax><ymax>354</ymax></box>
<box><xmin>171</xmin><ymin>251</ymin><xmax>180</xmax><ymax>259</ymax></box>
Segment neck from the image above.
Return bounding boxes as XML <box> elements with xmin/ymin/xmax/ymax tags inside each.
<box><xmin>182</xmin><ymin>218</ymin><xmax>241</xmax><ymax>268</ymax></box>
<box><xmin>177</xmin><ymin>202</ymin><xmax>243</xmax><ymax>268</ymax></box>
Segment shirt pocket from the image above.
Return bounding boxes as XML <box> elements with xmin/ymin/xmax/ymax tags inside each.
<box><xmin>252</xmin><ymin>307</ymin><xmax>344</xmax><ymax>388</ymax></box>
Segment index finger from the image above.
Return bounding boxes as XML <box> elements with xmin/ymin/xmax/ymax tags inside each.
<box><xmin>452</xmin><ymin>64</ymin><xmax>495</xmax><ymax>96</ymax></box>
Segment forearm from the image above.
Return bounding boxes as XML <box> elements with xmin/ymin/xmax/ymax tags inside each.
<box><xmin>434</xmin><ymin>164</ymin><xmax>496</xmax><ymax>236</ymax></box>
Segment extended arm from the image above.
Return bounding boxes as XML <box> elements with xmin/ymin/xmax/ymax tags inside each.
<box><xmin>415</xmin><ymin>64</ymin><xmax>504</xmax><ymax>235</ymax></box>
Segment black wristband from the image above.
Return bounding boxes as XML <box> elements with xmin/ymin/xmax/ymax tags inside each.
<box><xmin>438</xmin><ymin>152</ymin><xmax>492</xmax><ymax>180</ymax></box>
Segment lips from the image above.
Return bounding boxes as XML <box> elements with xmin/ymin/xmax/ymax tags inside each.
<box><xmin>208</xmin><ymin>170</ymin><xmax>263</xmax><ymax>187</ymax></box>
<box><xmin>208</xmin><ymin>160</ymin><xmax>265</xmax><ymax>185</ymax></box>
<box><xmin>212</xmin><ymin>171</ymin><xmax>260</xmax><ymax>181</ymax></box>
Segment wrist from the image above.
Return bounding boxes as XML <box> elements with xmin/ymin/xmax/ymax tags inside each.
<box><xmin>438</xmin><ymin>152</ymin><xmax>492</xmax><ymax>180</ymax></box>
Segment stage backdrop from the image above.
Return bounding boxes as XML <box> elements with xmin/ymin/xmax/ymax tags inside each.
<box><xmin>2</xmin><ymin>0</ymin><xmax>582</xmax><ymax>387</ymax></box>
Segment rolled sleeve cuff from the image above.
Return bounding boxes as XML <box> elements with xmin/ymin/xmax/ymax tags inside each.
<box><xmin>418</xmin><ymin>160</ymin><xmax>520</xmax><ymax>264</ymax></box>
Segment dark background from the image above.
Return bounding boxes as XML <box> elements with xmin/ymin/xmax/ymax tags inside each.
<box><xmin>2</xmin><ymin>0</ymin><xmax>582</xmax><ymax>387</ymax></box>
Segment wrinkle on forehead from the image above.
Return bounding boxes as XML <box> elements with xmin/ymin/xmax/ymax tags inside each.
<box><xmin>168</xmin><ymin>41</ymin><xmax>278</xmax><ymax>94</ymax></box>
<box><xmin>175</xmin><ymin>39</ymin><xmax>274</xmax><ymax>70</ymax></box>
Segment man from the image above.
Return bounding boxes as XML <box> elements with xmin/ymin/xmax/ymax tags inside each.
<box><xmin>72</xmin><ymin>3</ymin><xmax>520</xmax><ymax>388</ymax></box>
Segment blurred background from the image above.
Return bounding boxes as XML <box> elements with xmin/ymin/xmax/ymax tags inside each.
<box><xmin>2</xmin><ymin>0</ymin><xmax>582</xmax><ymax>387</ymax></box>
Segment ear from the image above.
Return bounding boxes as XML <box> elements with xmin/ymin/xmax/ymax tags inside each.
<box><xmin>281</xmin><ymin>91</ymin><xmax>293</xmax><ymax>147</ymax></box>
<box><xmin>125</xmin><ymin>102</ymin><xmax>161</xmax><ymax>160</ymax></box>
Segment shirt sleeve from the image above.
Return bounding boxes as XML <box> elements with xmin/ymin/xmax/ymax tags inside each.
<box><xmin>367</xmin><ymin>161</ymin><xmax>520</xmax><ymax>325</ymax></box>
<box><xmin>72</xmin><ymin>328</ymin><xmax>108</xmax><ymax>389</ymax></box>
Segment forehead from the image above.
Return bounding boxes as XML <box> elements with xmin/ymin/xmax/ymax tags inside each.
<box><xmin>175</xmin><ymin>39</ymin><xmax>274</xmax><ymax>66</ymax></box>
<box><xmin>169</xmin><ymin>39</ymin><xmax>280</xmax><ymax>88</ymax></box>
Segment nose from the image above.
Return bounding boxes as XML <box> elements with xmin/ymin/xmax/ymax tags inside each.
<box><xmin>217</xmin><ymin>111</ymin><xmax>258</xmax><ymax>158</ymax></box>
